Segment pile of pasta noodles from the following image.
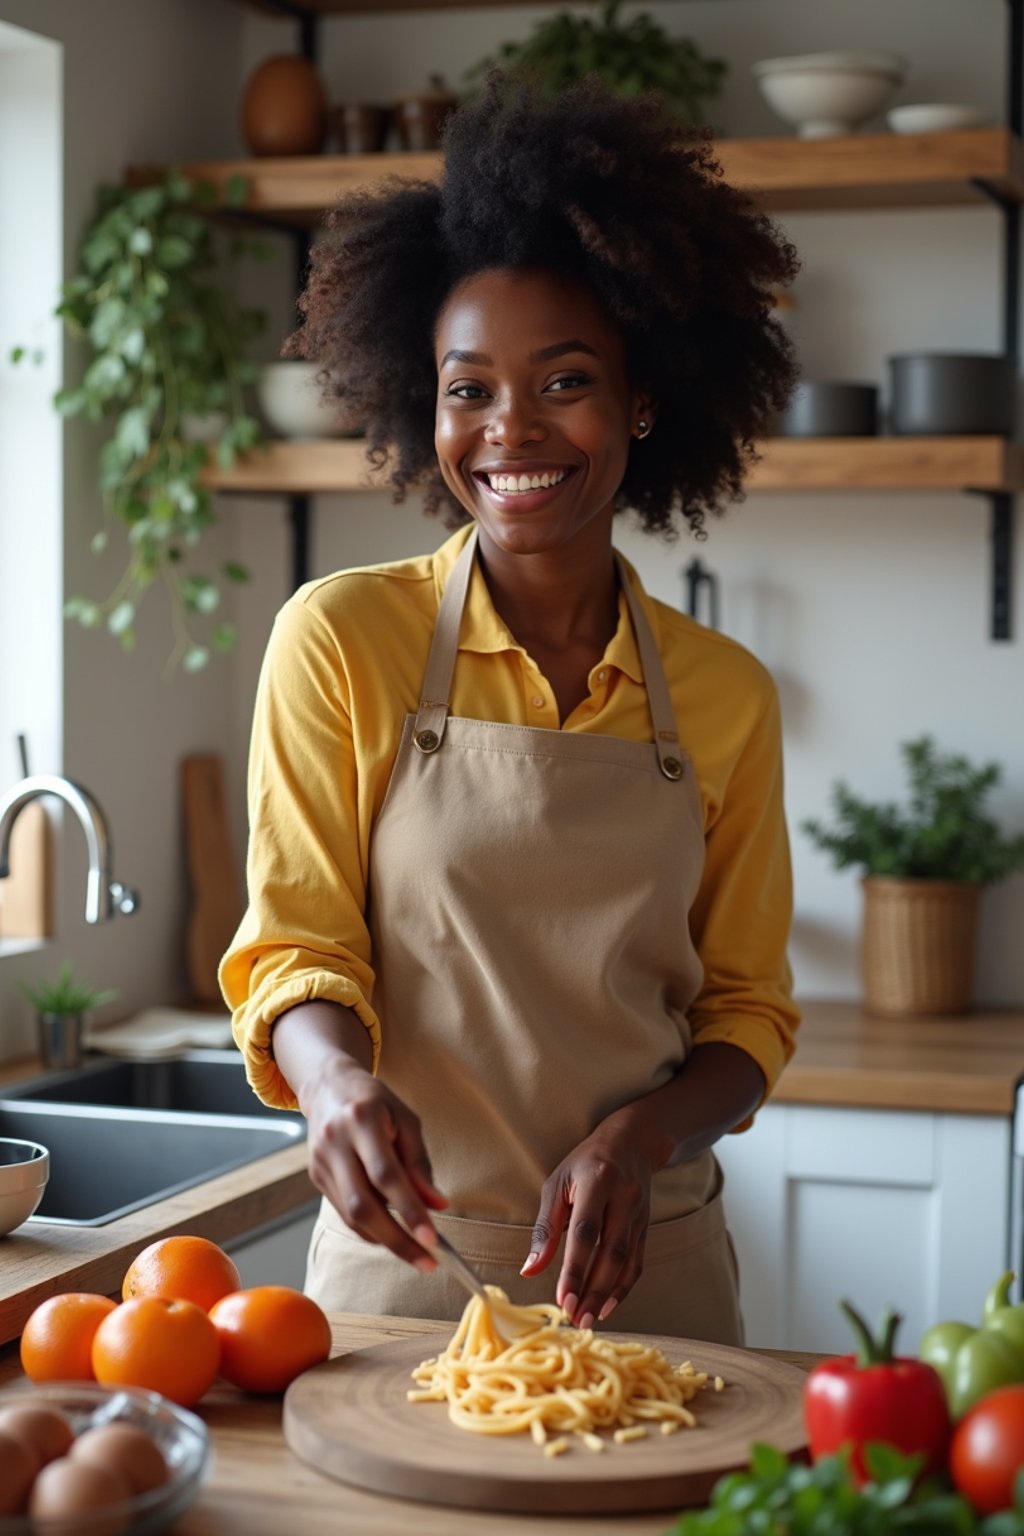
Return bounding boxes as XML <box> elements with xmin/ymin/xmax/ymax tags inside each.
<box><xmin>408</xmin><ymin>1287</ymin><xmax>724</xmax><ymax>1457</ymax></box>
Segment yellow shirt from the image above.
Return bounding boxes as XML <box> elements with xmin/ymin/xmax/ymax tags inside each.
<box><xmin>221</xmin><ymin>526</ymin><xmax>799</xmax><ymax>1129</ymax></box>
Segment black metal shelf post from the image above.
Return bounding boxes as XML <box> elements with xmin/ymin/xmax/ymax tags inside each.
<box><xmin>286</xmin><ymin>9</ymin><xmax>320</xmax><ymax>591</ymax></box>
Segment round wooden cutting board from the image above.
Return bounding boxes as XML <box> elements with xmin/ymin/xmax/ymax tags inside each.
<box><xmin>283</xmin><ymin>1331</ymin><xmax>808</xmax><ymax>1515</ymax></box>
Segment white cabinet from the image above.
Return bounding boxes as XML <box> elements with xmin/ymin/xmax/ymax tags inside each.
<box><xmin>716</xmin><ymin>1103</ymin><xmax>1012</xmax><ymax>1356</ymax></box>
<box><xmin>226</xmin><ymin>1201</ymin><xmax>320</xmax><ymax>1290</ymax></box>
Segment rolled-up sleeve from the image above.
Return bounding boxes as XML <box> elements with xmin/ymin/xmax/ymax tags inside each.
<box><xmin>686</xmin><ymin>680</ymin><xmax>799</xmax><ymax>1130</ymax></box>
<box><xmin>219</xmin><ymin>597</ymin><xmax>381</xmax><ymax>1109</ymax></box>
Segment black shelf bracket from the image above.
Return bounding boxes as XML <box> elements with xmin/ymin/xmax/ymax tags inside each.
<box><xmin>961</xmin><ymin>1</ymin><xmax>1022</xmax><ymax>639</ymax></box>
<box><xmin>986</xmin><ymin>0</ymin><xmax>1024</xmax><ymax>640</ymax></box>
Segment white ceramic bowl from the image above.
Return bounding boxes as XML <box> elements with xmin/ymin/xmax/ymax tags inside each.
<box><xmin>0</xmin><ymin>1138</ymin><xmax>49</xmax><ymax>1235</ymax></box>
<box><xmin>0</xmin><ymin>1381</ymin><xmax>208</xmax><ymax>1534</ymax></box>
<box><xmin>887</xmin><ymin>103</ymin><xmax>990</xmax><ymax>134</ymax></box>
<box><xmin>753</xmin><ymin>51</ymin><xmax>906</xmax><ymax>139</ymax></box>
<box><xmin>257</xmin><ymin>361</ymin><xmax>362</xmax><ymax>440</ymax></box>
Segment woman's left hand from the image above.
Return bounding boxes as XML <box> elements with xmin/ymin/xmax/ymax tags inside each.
<box><xmin>520</xmin><ymin>1122</ymin><xmax>657</xmax><ymax>1331</ymax></box>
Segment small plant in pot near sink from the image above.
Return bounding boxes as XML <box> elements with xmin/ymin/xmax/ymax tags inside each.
<box><xmin>19</xmin><ymin>962</ymin><xmax>118</xmax><ymax>1070</ymax></box>
<box><xmin>802</xmin><ymin>736</ymin><xmax>1024</xmax><ymax>1017</ymax></box>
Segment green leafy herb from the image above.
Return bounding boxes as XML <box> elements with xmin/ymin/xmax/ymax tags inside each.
<box><xmin>667</xmin><ymin>1443</ymin><xmax>1024</xmax><ymax>1535</ymax></box>
<box><xmin>802</xmin><ymin>736</ymin><xmax>1024</xmax><ymax>884</ymax></box>
<box><xmin>18</xmin><ymin>962</ymin><xmax>118</xmax><ymax>1016</ymax></box>
<box><xmin>466</xmin><ymin>0</ymin><xmax>727</xmax><ymax>124</ymax></box>
<box><xmin>15</xmin><ymin>169</ymin><xmax>268</xmax><ymax>673</ymax></box>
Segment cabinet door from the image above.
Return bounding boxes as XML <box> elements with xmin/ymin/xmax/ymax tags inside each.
<box><xmin>226</xmin><ymin>1201</ymin><xmax>320</xmax><ymax>1290</ymax></box>
<box><xmin>716</xmin><ymin>1104</ymin><xmax>1011</xmax><ymax>1355</ymax></box>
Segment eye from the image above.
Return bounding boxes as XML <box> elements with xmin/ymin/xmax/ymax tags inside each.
<box><xmin>443</xmin><ymin>381</ymin><xmax>489</xmax><ymax>401</ymax></box>
<box><xmin>546</xmin><ymin>373</ymin><xmax>592</xmax><ymax>393</ymax></box>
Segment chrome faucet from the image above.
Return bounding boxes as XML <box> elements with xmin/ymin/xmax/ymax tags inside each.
<box><xmin>0</xmin><ymin>774</ymin><xmax>139</xmax><ymax>924</ymax></box>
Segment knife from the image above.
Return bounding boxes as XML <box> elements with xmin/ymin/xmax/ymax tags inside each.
<box><xmin>425</xmin><ymin>1229</ymin><xmax>490</xmax><ymax>1305</ymax></box>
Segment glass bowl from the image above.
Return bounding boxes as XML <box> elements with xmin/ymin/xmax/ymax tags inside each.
<box><xmin>0</xmin><ymin>1380</ymin><xmax>209</xmax><ymax>1534</ymax></box>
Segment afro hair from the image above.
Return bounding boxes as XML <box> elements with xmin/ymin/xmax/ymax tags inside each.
<box><xmin>286</xmin><ymin>73</ymin><xmax>799</xmax><ymax>538</ymax></box>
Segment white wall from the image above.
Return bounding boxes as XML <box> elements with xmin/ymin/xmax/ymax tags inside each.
<box><xmin>0</xmin><ymin>0</ymin><xmax>252</xmax><ymax>1057</ymax></box>
<box><xmin>0</xmin><ymin>0</ymin><xmax>1020</xmax><ymax>1067</ymax></box>
<box><xmin>231</xmin><ymin>0</ymin><xmax>1024</xmax><ymax>1008</ymax></box>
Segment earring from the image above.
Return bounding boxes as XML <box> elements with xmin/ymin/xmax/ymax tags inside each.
<box><xmin>635</xmin><ymin>420</ymin><xmax>652</xmax><ymax>439</ymax></box>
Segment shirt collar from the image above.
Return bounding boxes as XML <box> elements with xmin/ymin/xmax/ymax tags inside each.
<box><xmin>432</xmin><ymin>524</ymin><xmax>658</xmax><ymax>686</ymax></box>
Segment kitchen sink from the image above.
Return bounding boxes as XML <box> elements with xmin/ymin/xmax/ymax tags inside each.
<box><xmin>4</xmin><ymin>1051</ymin><xmax>294</xmax><ymax>1122</ymax></box>
<box><xmin>0</xmin><ymin>1051</ymin><xmax>307</xmax><ymax>1227</ymax></box>
<box><xmin>0</xmin><ymin>1099</ymin><xmax>305</xmax><ymax>1226</ymax></box>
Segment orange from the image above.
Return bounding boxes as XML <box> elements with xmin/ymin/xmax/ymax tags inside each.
<box><xmin>20</xmin><ymin>1293</ymin><xmax>118</xmax><ymax>1383</ymax></box>
<box><xmin>209</xmin><ymin>1286</ymin><xmax>331</xmax><ymax>1394</ymax></box>
<box><xmin>91</xmin><ymin>1295</ymin><xmax>220</xmax><ymax>1408</ymax></box>
<box><xmin>122</xmin><ymin>1234</ymin><xmax>240</xmax><ymax>1311</ymax></box>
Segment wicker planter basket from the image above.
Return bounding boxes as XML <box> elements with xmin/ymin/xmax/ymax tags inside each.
<box><xmin>860</xmin><ymin>876</ymin><xmax>981</xmax><ymax>1017</ymax></box>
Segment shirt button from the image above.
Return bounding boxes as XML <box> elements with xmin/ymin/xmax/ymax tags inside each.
<box><xmin>531</xmin><ymin>695</ymin><xmax>544</xmax><ymax>708</ymax></box>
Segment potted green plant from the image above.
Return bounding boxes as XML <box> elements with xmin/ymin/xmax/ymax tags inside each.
<box><xmin>802</xmin><ymin>736</ymin><xmax>1024</xmax><ymax>1017</ymax></box>
<box><xmin>19</xmin><ymin>962</ymin><xmax>119</xmax><ymax>1070</ymax></box>
<box><xmin>465</xmin><ymin>0</ymin><xmax>728</xmax><ymax>123</ymax></box>
<box><xmin>14</xmin><ymin>169</ymin><xmax>267</xmax><ymax>673</ymax></box>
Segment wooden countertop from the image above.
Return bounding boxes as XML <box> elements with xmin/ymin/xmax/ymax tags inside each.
<box><xmin>775</xmin><ymin>999</ymin><xmax>1024</xmax><ymax>1116</ymax></box>
<box><xmin>0</xmin><ymin>1312</ymin><xmax>820</xmax><ymax>1535</ymax></box>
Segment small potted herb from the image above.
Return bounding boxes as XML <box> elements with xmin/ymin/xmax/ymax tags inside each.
<box><xmin>465</xmin><ymin>0</ymin><xmax>728</xmax><ymax>124</ymax></box>
<box><xmin>19</xmin><ymin>962</ymin><xmax>118</xmax><ymax>1070</ymax></box>
<box><xmin>15</xmin><ymin>169</ymin><xmax>267</xmax><ymax>673</ymax></box>
<box><xmin>802</xmin><ymin>736</ymin><xmax>1024</xmax><ymax>1017</ymax></box>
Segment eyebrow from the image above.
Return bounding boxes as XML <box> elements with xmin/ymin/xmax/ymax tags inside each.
<box><xmin>438</xmin><ymin>339</ymin><xmax>600</xmax><ymax>370</ymax></box>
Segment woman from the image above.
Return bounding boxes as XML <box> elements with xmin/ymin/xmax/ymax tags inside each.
<box><xmin>221</xmin><ymin>76</ymin><xmax>801</xmax><ymax>1343</ymax></box>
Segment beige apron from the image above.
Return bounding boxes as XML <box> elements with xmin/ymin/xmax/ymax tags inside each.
<box><xmin>306</xmin><ymin>529</ymin><xmax>744</xmax><ymax>1343</ymax></box>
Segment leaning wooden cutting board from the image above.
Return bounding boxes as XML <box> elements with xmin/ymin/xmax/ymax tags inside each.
<box><xmin>283</xmin><ymin>1331</ymin><xmax>808</xmax><ymax>1515</ymax></box>
<box><xmin>181</xmin><ymin>753</ymin><xmax>242</xmax><ymax>1005</ymax></box>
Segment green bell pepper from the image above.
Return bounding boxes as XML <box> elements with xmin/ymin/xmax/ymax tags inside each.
<box><xmin>919</xmin><ymin>1270</ymin><xmax>1024</xmax><ymax>1418</ymax></box>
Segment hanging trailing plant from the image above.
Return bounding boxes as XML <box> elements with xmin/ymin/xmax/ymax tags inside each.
<box><xmin>14</xmin><ymin>169</ymin><xmax>268</xmax><ymax>673</ymax></box>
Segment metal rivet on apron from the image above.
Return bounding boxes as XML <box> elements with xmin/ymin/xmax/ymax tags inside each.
<box><xmin>414</xmin><ymin>729</ymin><xmax>440</xmax><ymax>753</ymax></box>
<box><xmin>661</xmin><ymin>756</ymin><xmax>684</xmax><ymax>781</ymax></box>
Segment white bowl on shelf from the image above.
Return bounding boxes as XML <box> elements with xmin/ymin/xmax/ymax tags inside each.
<box><xmin>257</xmin><ymin>361</ymin><xmax>363</xmax><ymax>440</ymax></box>
<box><xmin>887</xmin><ymin>103</ymin><xmax>990</xmax><ymax>134</ymax></box>
<box><xmin>0</xmin><ymin>1137</ymin><xmax>49</xmax><ymax>1235</ymax></box>
<box><xmin>753</xmin><ymin>51</ymin><xmax>906</xmax><ymax>139</ymax></box>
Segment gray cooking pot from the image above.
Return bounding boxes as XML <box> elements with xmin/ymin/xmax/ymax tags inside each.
<box><xmin>888</xmin><ymin>353</ymin><xmax>1017</xmax><ymax>435</ymax></box>
<box><xmin>775</xmin><ymin>381</ymin><xmax>879</xmax><ymax>437</ymax></box>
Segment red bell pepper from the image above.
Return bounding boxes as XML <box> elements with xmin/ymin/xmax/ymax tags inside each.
<box><xmin>803</xmin><ymin>1299</ymin><xmax>952</xmax><ymax>1484</ymax></box>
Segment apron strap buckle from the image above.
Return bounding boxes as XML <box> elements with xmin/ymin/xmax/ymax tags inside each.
<box><xmin>414</xmin><ymin>702</ymin><xmax>448</xmax><ymax>753</ymax></box>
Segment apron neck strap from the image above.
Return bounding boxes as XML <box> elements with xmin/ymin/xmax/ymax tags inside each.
<box><xmin>413</xmin><ymin>526</ymin><xmax>479</xmax><ymax>753</ymax></box>
<box><xmin>414</xmin><ymin>526</ymin><xmax>684</xmax><ymax>782</ymax></box>
<box><xmin>615</xmin><ymin>554</ymin><xmax>685</xmax><ymax>782</ymax></box>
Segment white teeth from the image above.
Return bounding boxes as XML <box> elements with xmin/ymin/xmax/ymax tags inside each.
<box><xmin>486</xmin><ymin>469</ymin><xmax>568</xmax><ymax>495</ymax></box>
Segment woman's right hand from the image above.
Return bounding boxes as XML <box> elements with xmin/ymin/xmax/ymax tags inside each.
<box><xmin>302</xmin><ymin>1055</ymin><xmax>447</xmax><ymax>1270</ymax></box>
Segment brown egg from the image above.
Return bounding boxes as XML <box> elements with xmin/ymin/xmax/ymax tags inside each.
<box><xmin>70</xmin><ymin>1421</ymin><xmax>169</xmax><ymax>1495</ymax></box>
<box><xmin>0</xmin><ymin>1402</ymin><xmax>74</xmax><ymax>1467</ymax></box>
<box><xmin>0</xmin><ymin>1425</ymin><xmax>40</xmax><ymax>1515</ymax></box>
<box><xmin>29</xmin><ymin>1456</ymin><xmax>132</xmax><ymax>1535</ymax></box>
<box><xmin>241</xmin><ymin>55</ymin><xmax>328</xmax><ymax>156</ymax></box>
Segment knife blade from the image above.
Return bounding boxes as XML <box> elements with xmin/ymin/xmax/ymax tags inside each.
<box><xmin>426</xmin><ymin>1229</ymin><xmax>490</xmax><ymax>1305</ymax></box>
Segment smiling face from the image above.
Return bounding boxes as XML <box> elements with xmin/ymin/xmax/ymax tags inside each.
<box><xmin>434</xmin><ymin>267</ymin><xmax>648</xmax><ymax>558</ymax></box>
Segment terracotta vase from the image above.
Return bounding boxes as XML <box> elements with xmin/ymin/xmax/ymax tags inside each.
<box><xmin>242</xmin><ymin>55</ymin><xmax>328</xmax><ymax>157</ymax></box>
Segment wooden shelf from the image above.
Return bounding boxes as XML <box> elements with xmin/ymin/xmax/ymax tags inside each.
<box><xmin>229</xmin><ymin>0</ymin><xmax>680</xmax><ymax>12</ymax></box>
<box><xmin>201</xmin><ymin>436</ymin><xmax>1024</xmax><ymax>495</ymax></box>
<box><xmin>126</xmin><ymin>128</ymin><xmax>1024</xmax><ymax>229</ymax></box>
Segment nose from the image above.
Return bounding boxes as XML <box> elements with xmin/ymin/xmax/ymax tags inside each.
<box><xmin>483</xmin><ymin>390</ymin><xmax>546</xmax><ymax>449</ymax></box>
